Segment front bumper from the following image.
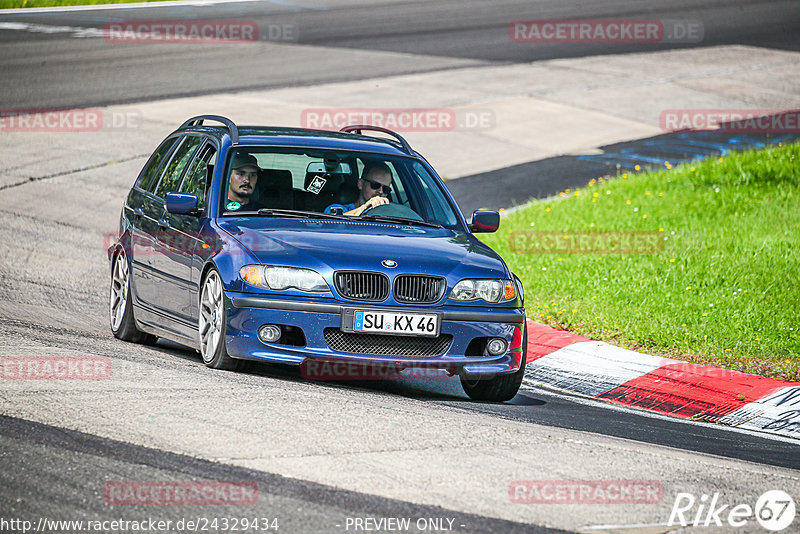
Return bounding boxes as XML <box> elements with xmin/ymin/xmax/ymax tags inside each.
<box><xmin>225</xmin><ymin>292</ymin><xmax>525</xmax><ymax>375</ymax></box>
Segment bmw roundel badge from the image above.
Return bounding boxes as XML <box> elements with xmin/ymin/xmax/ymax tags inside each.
<box><xmin>382</xmin><ymin>259</ymin><xmax>397</xmax><ymax>268</ymax></box>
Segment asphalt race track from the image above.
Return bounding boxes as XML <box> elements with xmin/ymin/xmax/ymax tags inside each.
<box><xmin>1</xmin><ymin>0</ymin><xmax>799</xmax><ymax>108</ymax></box>
<box><xmin>1</xmin><ymin>1</ymin><xmax>799</xmax><ymax>533</ymax></box>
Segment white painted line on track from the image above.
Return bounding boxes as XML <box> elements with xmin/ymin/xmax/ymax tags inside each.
<box><xmin>578</xmin><ymin>522</ymin><xmax>674</xmax><ymax>532</ymax></box>
<box><xmin>0</xmin><ymin>21</ymin><xmax>102</xmax><ymax>36</ymax></box>
<box><xmin>0</xmin><ymin>0</ymin><xmax>325</xmax><ymax>15</ymax></box>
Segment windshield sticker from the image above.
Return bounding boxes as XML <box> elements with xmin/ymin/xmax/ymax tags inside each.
<box><xmin>307</xmin><ymin>175</ymin><xmax>327</xmax><ymax>195</ymax></box>
<box><xmin>226</xmin><ymin>201</ymin><xmax>241</xmax><ymax>211</ymax></box>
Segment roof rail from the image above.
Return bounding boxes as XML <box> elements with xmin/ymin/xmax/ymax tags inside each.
<box><xmin>181</xmin><ymin>115</ymin><xmax>239</xmax><ymax>145</ymax></box>
<box><xmin>339</xmin><ymin>125</ymin><xmax>412</xmax><ymax>155</ymax></box>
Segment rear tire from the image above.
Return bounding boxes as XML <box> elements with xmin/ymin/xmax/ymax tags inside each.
<box><xmin>460</xmin><ymin>323</ymin><xmax>527</xmax><ymax>402</ymax></box>
<box><xmin>109</xmin><ymin>248</ymin><xmax>158</xmax><ymax>345</ymax></box>
<box><xmin>199</xmin><ymin>269</ymin><xmax>243</xmax><ymax>371</ymax></box>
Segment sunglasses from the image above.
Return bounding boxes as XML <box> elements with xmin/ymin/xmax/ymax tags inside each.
<box><xmin>366</xmin><ymin>180</ymin><xmax>392</xmax><ymax>194</ymax></box>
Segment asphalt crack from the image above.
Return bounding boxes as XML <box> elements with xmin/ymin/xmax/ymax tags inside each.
<box><xmin>0</xmin><ymin>153</ymin><xmax>149</xmax><ymax>192</ymax></box>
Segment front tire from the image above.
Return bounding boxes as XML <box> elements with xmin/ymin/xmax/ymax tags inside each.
<box><xmin>199</xmin><ymin>269</ymin><xmax>242</xmax><ymax>371</ymax></box>
<box><xmin>109</xmin><ymin>248</ymin><xmax>158</xmax><ymax>345</ymax></box>
<box><xmin>460</xmin><ymin>323</ymin><xmax>527</xmax><ymax>402</ymax></box>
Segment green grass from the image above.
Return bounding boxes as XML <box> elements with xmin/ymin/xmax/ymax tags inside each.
<box><xmin>0</xmin><ymin>0</ymin><xmax>174</xmax><ymax>7</ymax></box>
<box><xmin>481</xmin><ymin>141</ymin><xmax>800</xmax><ymax>381</ymax></box>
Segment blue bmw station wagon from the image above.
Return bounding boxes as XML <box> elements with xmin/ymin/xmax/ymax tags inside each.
<box><xmin>108</xmin><ymin>115</ymin><xmax>527</xmax><ymax>401</ymax></box>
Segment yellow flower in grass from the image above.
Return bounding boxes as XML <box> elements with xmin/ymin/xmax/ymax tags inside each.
<box><xmin>634</xmin><ymin>165</ymin><xmax>641</xmax><ymax>171</ymax></box>
<box><xmin>659</xmin><ymin>227</ymin><xmax>664</xmax><ymax>232</ymax></box>
<box><xmin>646</xmin><ymin>191</ymin><xmax>651</xmax><ymax>195</ymax></box>
<box><xmin>622</xmin><ymin>173</ymin><xmax>628</xmax><ymax>179</ymax></box>
<box><xmin>669</xmin><ymin>258</ymin><xmax>675</xmax><ymax>263</ymax></box>
<box><xmin>686</xmin><ymin>286</ymin><xmax>692</xmax><ymax>290</ymax></box>
<box><xmin>642</xmin><ymin>214</ymin><xmax>647</xmax><ymax>219</ymax></box>
<box><xmin>545</xmin><ymin>207</ymin><xmax>551</xmax><ymax>212</ymax></box>
<box><xmin>572</xmin><ymin>309</ymin><xmax>578</xmax><ymax>313</ymax></box>
<box><xmin>702</xmin><ymin>312</ymin><xmax>708</xmax><ymax>317</ymax></box>
<box><xmin>658</xmin><ymin>192</ymin><xmax>664</xmax><ymax>197</ymax></box>
<box><xmin>592</xmin><ymin>198</ymin><xmax>597</xmax><ymax>203</ymax></box>
<box><xmin>626</xmin><ymin>200</ymin><xmax>632</xmax><ymax>205</ymax></box>
<box><xmin>593</xmin><ymin>192</ymin><xmax>599</xmax><ymax>197</ymax></box>
<box><xmin>664</xmin><ymin>161</ymin><xmax>672</xmax><ymax>169</ymax></box>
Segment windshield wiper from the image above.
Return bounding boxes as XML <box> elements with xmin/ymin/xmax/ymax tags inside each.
<box><xmin>357</xmin><ymin>214</ymin><xmax>442</xmax><ymax>228</ymax></box>
<box><xmin>255</xmin><ymin>208</ymin><xmax>350</xmax><ymax>220</ymax></box>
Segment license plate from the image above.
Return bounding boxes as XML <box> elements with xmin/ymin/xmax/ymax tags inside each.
<box><xmin>351</xmin><ymin>310</ymin><xmax>440</xmax><ymax>337</ymax></box>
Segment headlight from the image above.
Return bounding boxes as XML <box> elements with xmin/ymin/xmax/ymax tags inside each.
<box><xmin>239</xmin><ymin>265</ymin><xmax>329</xmax><ymax>292</ymax></box>
<box><xmin>450</xmin><ymin>279</ymin><xmax>516</xmax><ymax>303</ymax></box>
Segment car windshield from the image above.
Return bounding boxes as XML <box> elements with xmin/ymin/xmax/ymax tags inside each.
<box><xmin>220</xmin><ymin>147</ymin><xmax>459</xmax><ymax>228</ymax></box>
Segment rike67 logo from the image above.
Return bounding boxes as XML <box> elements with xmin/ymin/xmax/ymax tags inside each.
<box><xmin>669</xmin><ymin>490</ymin><xmax>796</xmax><ymax>531</ymax></box>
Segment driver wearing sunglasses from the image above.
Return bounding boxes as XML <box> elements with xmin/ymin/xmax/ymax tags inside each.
<box><xmin>325</xmin><ymin>161</ymin><xmax>393</xmax><ymax>216</ymax></box>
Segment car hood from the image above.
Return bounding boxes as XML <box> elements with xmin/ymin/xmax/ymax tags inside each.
<box><xmin>218</xmin><ymin>218</ymin><xmax>508</xmax><ymax>279</ymax></box>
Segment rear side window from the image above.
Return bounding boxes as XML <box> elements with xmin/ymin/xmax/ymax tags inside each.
<box><xmin>154</xmin><ymin>136</ymin><xmax>204</xmax><ymax>199</ymax></box>
<box><xmin>137</xmin><ymin>137</ymin><xmax>179</xmax><ymax>192</ymax></box>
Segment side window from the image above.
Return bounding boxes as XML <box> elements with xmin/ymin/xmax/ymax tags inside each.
<box><xmin>138</xmin><ymin>137</ymin><xmax>179</xmax><ymax>192</ymax></box>
<box><xmin>409</xmin><ymin>161</ymin><xmax>457</xmax><ymax>226</ymax></box>
<box><xmin>180</xmin><ymin>143</ymin><xmax>217</xmax><ymax>210</ymax></box>
<box><xmin>154</xmin><ymin>136</ymin><xmax>203</xmax><ymax>199</ymax></box>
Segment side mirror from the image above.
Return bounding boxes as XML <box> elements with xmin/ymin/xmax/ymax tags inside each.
<box><xmin>470</xmin><ymin>210</ymin><xmax>500</xmax><ymax>233</ymax></box>
<box><xmin>165</xmin><ymin>192</ymin><xmax>200</xmax><ymax>216</ymax></box>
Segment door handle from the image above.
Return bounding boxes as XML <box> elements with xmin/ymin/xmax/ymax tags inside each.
<box><xmin>157</xmin><ymin>218</ymin><xmax>170</xmax><ymax>229</ymax></box>
<box><xmin>133</xmin><ymin>207</ymin><xmax>144</xmax><ymax>219</ymax></box>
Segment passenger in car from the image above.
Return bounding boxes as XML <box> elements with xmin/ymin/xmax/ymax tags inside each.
<box><xmin>324</xmin><ymin>161</ymin><xmax>392</xmax><ymax>216</ymax></box>
<box><xmin>225</xmin><ymin>153</ymin><xmax>262</xmax><ymax>212</ymax></box>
